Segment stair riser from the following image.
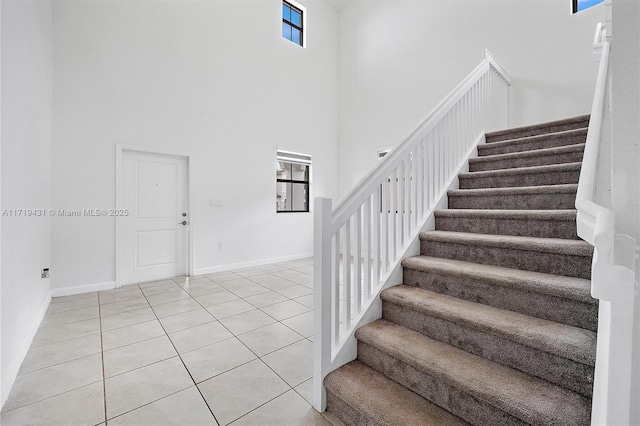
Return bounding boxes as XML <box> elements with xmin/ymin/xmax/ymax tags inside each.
<box><xmin>470</xmin><ymin>151</ymin><xmax>584</xmax><ymax>172</ymax></box>
<box><xmin>480</xmin><ymin>132</ymin><xmax>587</xmax><ymax>156</ymax></box>
<box><xmin>357</xmin><ymin>342</ymin><xmax>530</xmax><ymax>426</ymax></box>
<box><xmin>486</xmin><ymin>120</ymin><xmax>589</xmax><ymax>143</ymax></box>
<box><xmin>448</xmin><ymin>192</ymin><xmax>576</xmax><ymax>210</ymax></box>
<box><xmin>403</xmin><ymin>267</ymin><xmax>597</xmax><ymax>331</ymax></box>
<box><xmin>325</xmin><ymin>391</ymin><xmax>372</xmax><ymax>426</ymax></box>
<box><xmin>420</xmin><ymin>240</ymin><xmax>592</xmax><ymax>278</ymax></box>
<box><xmin>459</xmin><ymin>169</ymin><xmax>580</xmax><ymax>189</ymax></box>
<box><xmin>435</xmin><ymin>215</ymin><xmax>579</xmax><ymax>239</ymax></box>
<box><xmin>382</xmin><ymin>302</ymin><xmax>594</xmax><ymax>397</ymax></box>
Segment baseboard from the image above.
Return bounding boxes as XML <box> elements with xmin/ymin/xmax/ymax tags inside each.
<box><xmin>194</xmin><ymin>252</ymin><xmax>313</xmax><ymax>275</ymax></box>
<box><xmin>1</xmin><ymin>290</ymin><xmax>52</xmax><ymax>410</ymax></box>
<box><xmin>51</xmin><ymin>280</ymin><xmax>116</xmax><ymax>297</ymax></box>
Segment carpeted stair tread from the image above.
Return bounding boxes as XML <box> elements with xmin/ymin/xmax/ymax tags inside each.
<box><xmin>356</xmin><ymin>319</ymin><xmax>591</xmax><ymax>426</ymax></box>
<box><xmin>435</xmin><ymin>208</ymin><xmax>577</xmax><ymax>222</ymax></box>
<box><xmin>420</xmin><ymin>230</ymin><xmax>592</xmax><ymax>256</ymax></box>
<box><xmin>459</xmin><ymin>162</ymin><xmax>581</xmax><ymax>189</ymax></box>
<box><xmin>381</xmin><ymin>285</ymin><xmax>596</xmax><ymax>366</ymax></box>
<box><xmin>469</xmin><ymin>144</ymin><xmax>585</xmax><ymax>172</ymax></box>
<box><xmin>401</xmin><ymin>255</ymin><xmax>593</xmax><ymax>303</ymax></box>
<box><xmin>324</xmin><ymin>360</ymin><xmax>469</xmax><ymax>426</ymax></box>
<box><xmin>485</xmin><ymin>115</ymin><xmax>590</xmax><ymax>143</ymax></box>
<box><xmin>421</xmin><ymin>231</ymin><xmax>592</xmax><ymax>278</ymax></box>
<box><xmin>401</xmin><ymin>256</ymin><xmax>597</xmax><ymax>331</ymax></box>
<box><xmin>479</xmin><ymin>128</ymin><xmax>587</xmax><ymax>156</ymax></box>
<box><xmin>435</xmin><ymin>209</ymin><xmax>579</xmax><ymax>238</ymax></box>
<box><xmin>448</xmin><ymin>184</ymin><xmax>578</xmax><ymax>210</ymax></box>
<box><xmin>459</xmin><ymin>162</ymin><xmax>582</xmax><ymax>180</ymax></box>
<box><xmin>449</xmin><ymin>183</ymin><xmax>578</xmax><ymax>198</ymax></box>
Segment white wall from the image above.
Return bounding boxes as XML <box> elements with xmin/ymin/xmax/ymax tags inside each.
<box><xmin>337</xmin><ymin>0</ymin><xmax>603</xmax><ymax>195</ymax></box>
<box><xmin>0</xmin><ymin>0</ymin><xmax>53</xmax><ymax>407</ymax></box>
<box><xmin>52</xmin><ymin>0</ymin><xmax>339</xmax><ymax>289</ymax></box>
<box><xmin>609</xmin><ymin>0</ymin><xmax>640</xmax><ymax>423</ymax></box>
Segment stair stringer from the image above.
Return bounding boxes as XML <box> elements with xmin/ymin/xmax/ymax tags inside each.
<box><xmin>313</xmin><ymin>133</ymin><xmax>485</xmax><ymax>411</ymax></box>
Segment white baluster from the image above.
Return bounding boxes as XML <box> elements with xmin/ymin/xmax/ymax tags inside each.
<box><xmin>405</xmin><ymin>155</ymin><xmax>412</xmax><ymax>240</ymax></box>
<box><xmin>333</xmin><ymin>228</ymin><xmax>340</xmax><ymax>345</ymax></box>
<box><xmin>373</xmin><ymin>189</ymin><xmax>380</xmax><ymax>290</ymax></box>
<box><xmin>381</xmin><ymin>177</ymin><xmax>389</xmax><ymax>274</ymax></box>
<box><xmin>355</xmin><ymin>206</ymin><xmax>362</xmax><ymax>313</ymax></box>
<box><xmin>343</xmin><ymin>219</ymin><xmax>351</xmax><ymax>330</ymax></box>
<box><xmin>389</xmin><ymin>168</ymin><xmax>397</xmax><ymax>262</ymax></box>
<box><xmin>415</xmin><ymin>140</ymin><xmax>423</xmax><ymax>227</ymax></box>
<box><xmin>398</xmin><ymin>161</ymin><xmax>405</xmax><ymax>249</ymax></box>
<box><xmin>364</xmin><ymin>197</ymin><xmax>371</xmax><ymax>300</ymax></box>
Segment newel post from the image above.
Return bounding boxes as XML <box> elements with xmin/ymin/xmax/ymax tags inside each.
<box><xmin>313</xmin><ymin>197</ymin><xmax>333</xmax><ymax>412</ymax></box>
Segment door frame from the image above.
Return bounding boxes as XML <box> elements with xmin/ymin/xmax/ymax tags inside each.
<box><xmin>115</xmin><ymin>145</ymin><xmax>193</xmax><ymax>288</ymax></box>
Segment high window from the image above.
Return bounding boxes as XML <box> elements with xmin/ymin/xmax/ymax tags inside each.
<box><xmin>282</xmin><ymin>1</ymin><xmax>304</xmax><ymax>46</ymax></box>
<box><xmin>572</xmin><ymin>0</ymin><xmax>604</xmax><ymax>13</ymax></box>
<box><xmin>276</xmin><ymin>150</ymin><xmax>311</xmax><ymax>213</ymax></box>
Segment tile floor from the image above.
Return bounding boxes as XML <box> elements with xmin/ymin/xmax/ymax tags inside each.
<box><xmin>1</xmin><ymin>258</ymin><xmax>335</xmax><ymax>425</ymax></box>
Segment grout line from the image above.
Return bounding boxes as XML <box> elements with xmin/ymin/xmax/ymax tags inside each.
<box><xmin>176</xmin><ymin>277</ymin><xmax>317</xmax><ymax>421</ymax></box>
<box><xmin>103</xmin><ymin>385</ymin><xmax>193</xmax><ymax>425</ymax></box>
<box><xmin>97</xmin><ymin>292</ymin><xmax>108</xmax><ymax>426</ymax></box>
<box><xmin>15</xmin><ymin>346</ymin><xmax>103</xmax><ymax>377</ymax></box>
<box><xmin>138</xmin><ymin>286</ymin><xmax>222</xmax><ymax>426</ymax></box>
<box><xmin>225</xmin><ymin>386</ymin><xmax>292</xmax><ymax>425</ymax></box>
<box><xmin>0</xmin><ymin>379</ymin><xmax>104</xmax><ymax>415</ymax></box>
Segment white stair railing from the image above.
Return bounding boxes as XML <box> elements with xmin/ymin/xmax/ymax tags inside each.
<box><xmin>313</xmin><ymin>49</ymin><xmax>511</xmax><ymax>411</ymax></box>
<box><xmin>576</xmin><ymin>23</ymin><xmax>637</xmax><ymax>426</ymax></box>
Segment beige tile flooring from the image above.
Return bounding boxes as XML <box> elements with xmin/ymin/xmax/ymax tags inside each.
<box><xmin>1</xmin><ymin>258</ymin><xmax>334</xmax><ymax>425</ymax></box>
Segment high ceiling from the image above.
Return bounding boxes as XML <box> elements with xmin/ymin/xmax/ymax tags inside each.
<box><xmin>322</xmin><ymin>0</ymin><xmax>350</xmax><ymax>11</ymax></box>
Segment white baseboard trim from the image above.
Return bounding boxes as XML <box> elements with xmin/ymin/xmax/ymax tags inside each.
<box><xmin>1</xmin><ymin>291</ymin><xmax>52</xmax><ymax>410</ymax></box>
<box><xmin>193</xmin><ymin>252</ymin><xmax>313</xmax><ymax>275</ymax></box>
<box><xmin>51</xmin><ymin>281</ymin><xmax>116</xmax><ymax>298</ymax></box>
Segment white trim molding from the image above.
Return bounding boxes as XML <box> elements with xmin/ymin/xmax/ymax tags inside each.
<box><xmin>194</xmin><ymin>252</ymin><xmax>313</xmax><ymax>275</ymax></box>
<box><xmin>51</xmin><ymin>281</ymin><xmax>116</xmax><ymax>298</ymax></box>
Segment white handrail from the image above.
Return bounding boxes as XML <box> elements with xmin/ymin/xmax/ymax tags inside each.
<box><xmin>313</xmin><ymin>49</ymin><xmax>510</xmax><ymax>412</ymax></box>
<box><xmin>576</xmin><ymin>23</ymin><xmax>636</xmax><ymax>426</ymax></box>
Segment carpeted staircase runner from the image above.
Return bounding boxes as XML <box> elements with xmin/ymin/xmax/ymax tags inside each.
<box><xmin>324</xmin><ymin>115</ymin><xmax>596</xmax><ymax>425</ymax></box>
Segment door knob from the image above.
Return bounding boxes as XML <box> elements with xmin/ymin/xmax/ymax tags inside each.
<box><xmin>182</xmin><ymin>213</ymin><xmax>187</xmax><ymax>217</ymax></box>
<box><xmin>179</xmin><ymin>221</ymin><xmax>187</xmax><ymax>225</ymax></box>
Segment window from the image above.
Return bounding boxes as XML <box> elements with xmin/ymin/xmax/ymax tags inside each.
<box><xmin>276</xmin><ymin>150</ymin><xmax>311</xmax><ymax>213</ymax></box>
<box><xmin>572</xmin><ymin>0</ymin><xmax>604</xmax><ymax>13</ymax></box>
<box><xmin>282</xmin><ymin>1</ymin><xmax>304</xmax><ymax>46</ymax></box>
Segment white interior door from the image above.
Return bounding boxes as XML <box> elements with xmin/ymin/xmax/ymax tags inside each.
<box><xmin>121</xmin><ymin>150</ymin><xmax>188</xmax><ymax>285</ymax></box>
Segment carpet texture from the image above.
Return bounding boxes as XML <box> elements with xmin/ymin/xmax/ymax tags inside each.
<box><xmin>469</xmin><ymin>144</ymin><xmax>586</xmax><ymax>172</ymax></box>
<box><xmin>324</xmin><ymin>115</ymin><xmax>595</xmax><ymax>425</ymax></box>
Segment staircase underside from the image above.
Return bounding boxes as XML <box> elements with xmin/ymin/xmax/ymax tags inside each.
<box><xmin>324</xmin><ymin>115</ymin><xmax>596</xmax><ymax>426</ymax></box>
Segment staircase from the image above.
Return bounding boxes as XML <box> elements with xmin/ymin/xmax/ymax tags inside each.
<box><xmin>323</xmin><ymin>115</ymin><xmax>597</xmax><ymax>426</ymax></box>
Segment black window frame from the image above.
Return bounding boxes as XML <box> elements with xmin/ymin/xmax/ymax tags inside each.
<box><xmin>571</xmin><ymin>0</ymin><xmax>604</xmax><ymax>14</ymax></box>
<box><xmin>282</xmin><ymin>1</ymin><xmax>304</xmax><ymax>46</ymax></box>
<box><xmin>276</xmin><ymin>151</ymin><xmax>311</xmax><ymax>213</ymax></box>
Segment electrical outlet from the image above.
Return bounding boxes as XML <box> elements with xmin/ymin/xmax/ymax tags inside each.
<box><xmin>218</xmin><ymin>243</ymin><xmax>223</xmax><ymax>250</ymax></box>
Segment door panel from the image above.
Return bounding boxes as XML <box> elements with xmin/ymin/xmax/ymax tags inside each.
<box><xmin>135</xmin><ymin>229</ymin><xmax>177</xmax><ymax>268</ymax></box>
<box><xmin>121</xmin><ymin>150</ymin><xmax>188</xmax><ymax>285</ymax></box>
<box><xmin>136</xmin><ymin>161</ymin><xmax>178</xmax><ymax>219</ymax></box>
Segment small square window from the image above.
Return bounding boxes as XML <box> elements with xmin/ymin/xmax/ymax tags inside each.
<box><xmin>282</xmin><ymin>1</ymin><xmax>304</xmax><ymax>47</ymax></box>
<box><xmin>277</xmin><ymin>150</ymin><xmax>311</xmax><ymax>213</ymax></box>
